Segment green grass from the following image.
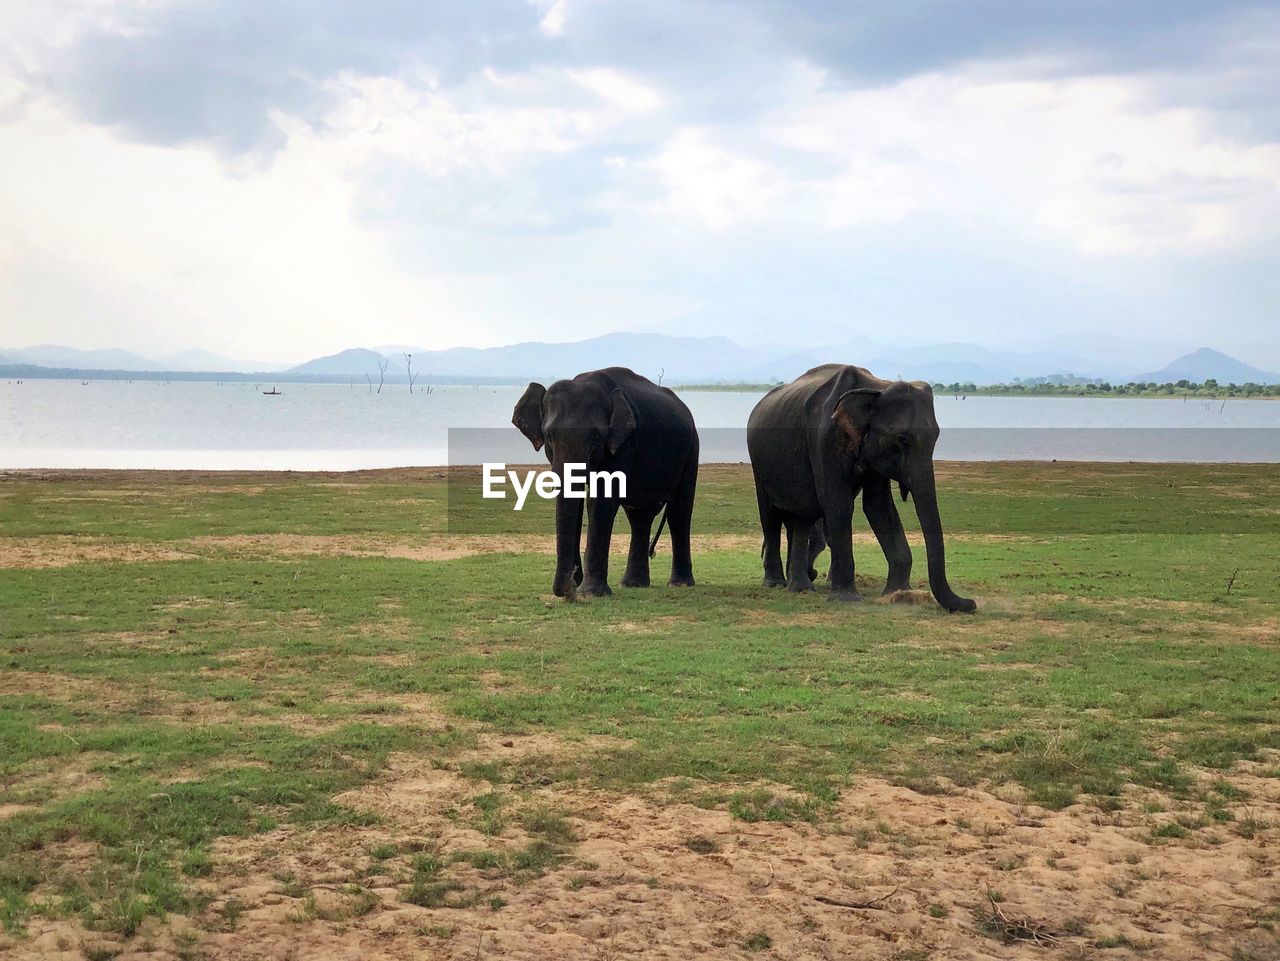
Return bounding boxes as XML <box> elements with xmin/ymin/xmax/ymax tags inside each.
<box><xmin>1</xmin><ymin>462</ymin><xmax>1277</xmax><ymax>940</ymax></box>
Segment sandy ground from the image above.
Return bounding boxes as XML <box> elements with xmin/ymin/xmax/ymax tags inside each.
<box><xmin>0</xmin><ymin>530</ymin><xmax>1031</xmax><ymax>570</ymax></box>
<box><xmin>6</xmin><ymin>732</ymin><xmax>1278</xmax><ymax>961</ymax></box>
<box><xmin>4</xmin><ymin>469</ymin><xmax>1277</xmax><ymax>959</ymax></box>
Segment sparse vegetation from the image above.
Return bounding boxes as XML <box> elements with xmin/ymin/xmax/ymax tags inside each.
<box><xmin>0</xmin><ymin>463</ymin><xmax>1276</xmax><ymax>957</ymax></box>
<box><xmin>742</xmin><ymin>931</ymin><xmax>773</xmax><ymax>951</ymax></box>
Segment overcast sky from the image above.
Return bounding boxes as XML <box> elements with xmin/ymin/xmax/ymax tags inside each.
<box><xmin>1</xmin><ymin>1</ymin><xmax>1277</xmax><ymax>366</ymax></box>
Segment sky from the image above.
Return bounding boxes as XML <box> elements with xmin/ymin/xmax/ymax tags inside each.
<box><xmin>0</xmin><ymin>1</ymin><xmax>1277</xmax><ymax>367</ymax></box>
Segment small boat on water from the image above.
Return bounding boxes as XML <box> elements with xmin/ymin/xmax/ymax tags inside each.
<box><xmin>263</xmin><ymin>388</ymin><xmax>282</xmax><ymax>396</ymax></box>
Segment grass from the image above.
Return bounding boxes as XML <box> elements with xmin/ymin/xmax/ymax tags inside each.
<box><xmin>1</xmin><ymin>462</ymin><xmax>1278</xmax><ymax>941</ymax></box>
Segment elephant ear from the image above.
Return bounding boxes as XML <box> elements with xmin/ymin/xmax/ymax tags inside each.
<box><xmin>607</xmin><ymin>389</ymin><xmax>637</xmax><ymax>454</ymax></box>
<box><xmin>832</xmin><ymin>388</ymin><xmax>881</xmax><ymax>458</ymax></box>
<box><xmin>512</xmin><ymin>383</ymin><xmax>547</xmax><ymax>451</ymax></box>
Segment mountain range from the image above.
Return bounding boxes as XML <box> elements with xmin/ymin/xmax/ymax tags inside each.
<box><xmin>2</xmin><ymin>338</ymin><xmax>1276</xmax><ymax>386</ymax></box>
<box><xmin>0</xmin><ymin>344</ymin><xmax>282</xmax><ymax>373</ymax></box>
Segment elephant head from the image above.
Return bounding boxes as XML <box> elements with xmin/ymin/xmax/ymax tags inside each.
<box><xmin>833</xmin><ymin>382</ymin><xmax>976</xmax><ymax>613</ymax></box>
<box><xmin>512</xmin><ymin>381</ymin><xmax>637</xmax><ymax>596</ymax></box>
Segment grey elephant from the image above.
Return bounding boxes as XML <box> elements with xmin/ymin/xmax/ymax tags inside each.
<box><xmin>747</xmin><ymin>364</ymin><xmax>976</xmax><ymax>613</ymax></box>
<box><xmin>512</xmin><ymin>367</ymin><xmax>698</xmax><ymax>598</ymax></box>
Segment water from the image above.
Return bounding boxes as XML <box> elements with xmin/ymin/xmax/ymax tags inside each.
<box><xmin>1</xmin><ymin>379</ymin><xmax>1277</xmax><ymax>469</ymax></box>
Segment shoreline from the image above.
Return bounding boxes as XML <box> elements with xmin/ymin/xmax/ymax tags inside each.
<box><xmin>5</xmin><ymin>458</ymin><xmax>1280</xmax><ymax>480</ymax></box>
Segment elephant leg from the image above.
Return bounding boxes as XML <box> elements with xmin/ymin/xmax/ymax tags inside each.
<box><xmin>621</xmin><ymin>505</ymin><xmax>657</xmax><ymax>588</ymax></box>
<box><xmin>821</xmin><ymin>501</ymin><xmax>861</xmax><ymax>602</ymax></box>
<box><xmin>806</xmin><ymin>520</ymin><xmax>828</xmax><ymax>582</ymax></box>
<box><xmin>666</xmin><ymin>468</ymin><xmax>696</xmax><ymax>587</ymax></box>
<box><xmin>581</xmin><ymin>497</ymin><xmax>620</xmax><ymax>597</ymax></box>
<box><xmin>862</xmin><ymin>475</ymin><xmax>912</xmax><ymax>593</ymax></box>
<box><xmin>784</xmin><ymin>519</ymin><xmax>816</xmax><ymax>592</ymax></box>
<box><xmin>756</xmin><ymin>482</ymin><xmax>786</xmax><ymax>588</ymax></box>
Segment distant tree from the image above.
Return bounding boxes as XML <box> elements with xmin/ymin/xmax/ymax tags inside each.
<box><xmin>376</xmin><ymin>357</ymin><xmax>389</xmax><ymax>394</ymax></box>
<box><xmin>404</xmin><ymin>353</ymin><xmax>419</xmax><ymax>393</ymax></box>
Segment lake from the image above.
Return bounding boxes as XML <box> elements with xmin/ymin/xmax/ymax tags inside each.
<box><xmin>1</xmin><ymin>379</ymin><xmax>1277</xmax><ymax>469</ymax></box>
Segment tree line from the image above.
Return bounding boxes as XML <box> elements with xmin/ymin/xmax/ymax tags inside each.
<box><xmin>933</xmin><ymin>379</ymin><xmax>1279</xmax><ymax>398</ymax></box>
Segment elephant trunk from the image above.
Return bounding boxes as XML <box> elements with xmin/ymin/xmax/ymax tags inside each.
<box><xmin>911</xmin><ymin>468</ymin><xmax>977</xmax><ymax>614</ymax></box>
<box><xmin>552</xmin><ymin>465</ymin><xmax>584</xmax><ymax>597</ymax></box>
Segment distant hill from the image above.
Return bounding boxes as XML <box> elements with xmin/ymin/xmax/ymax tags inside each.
<box><xmin>1139</xmin><ymin>348</ymin><xmax>1276</xmax><ymax>384</ymax></box>
<box><xmin>159</xmin><ymin>347</ymin><xmax>280</xmax><ymax>373</ymax></box>
<box><xmin>408</xmin><ymin>332</ymin><xmax>777</xmax><ymax>383</ymax></box>
<box><xmin>7</xmin><ymin>338</ymin><xmax>1277</xmax><ymax>386</ymax></box>
<box><xmin>864</xmin><ymin>343</ymin><xmax>1114</xmax><ymax>384</ymax></box>
<box><xmin>289</xmin><ymin>335</ymin><xmax>1117</xmax><ymax>385</ymax></box>
<box><xmin>285</xmin><ymin>348</ymin><xmax>390</xmax><ymax>376</ymax></box>
<box><xmin>2</xmin><ymin>344</ymin><xmax>163</xmax><ymax>370</ymax></box>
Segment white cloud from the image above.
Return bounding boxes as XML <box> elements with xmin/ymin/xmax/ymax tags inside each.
<box><xmin>569</xmin><ymin>68</ymin><xmax>662</xmax><ymax>113</ymax></box>
<box><xmin>751</xmin><ymin>64</ymin><xmax>1280</xmax><ymax>254</ymax></box>
<box><xmin>533</xmin><ymin>0</ymin><xmax>570</xmax><ymax>37</ymax></box>
<box><xmin>308</xmin><ymin>65</ymin><xmax>660</xmax><ymax>178</ymax></box>
<box><xmin>647</xmin><ymin>129</ymin><xmax>783</xmax><ymax>229</ymax></box>
<box><xmin>1</xmin><ymin>2</ymin><xmax>1277</xmax><ymax>360</ymax></box>
<box><xmin>0</xmin><ymin>98</ymin><xmax>467</xmax><ymax>360</ymax></box>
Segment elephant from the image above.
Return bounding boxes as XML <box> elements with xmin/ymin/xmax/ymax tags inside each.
<box><xmin>766</xmin><ymin>518</ymin><xmax>828</xmax><ymax>583</ymax></box>
<box><xmin>746</xmin><ymin>364</ymin><xmax>976</xmax><ymax>613</ymax></box>
<box><xmin>512</xmin><ymin>367</ymin><xmax>699</xmax><ymax>598</ymax></box>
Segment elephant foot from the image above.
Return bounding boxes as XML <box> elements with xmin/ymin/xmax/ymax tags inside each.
<box><xmin>620</xmin><ymin>573</ymin><xmax>651</xmax><ymax>588</ymax></box>
<box><xmin>762</xmin><ymin>574</ymin><xmax>787</xmax><ymax>588</ymax></box>
<box><xmin>942</xmin><ymin>595</ymin><xmax>977</xmax><ymax>614</ymax></box>
<box><xmin>579</xmin><ymin>581</ymin><xmax>613</xmax><ymax>598</ymax></box>
<box><xmin>829</xmin><ymin>588</ymin><xmax>865</xmax><ymax>603</ymax></box>
<box><xmin>668</xmin><ymin>574</ymin><xmax>695</xmax><ymax>587</ymax></box>
<box><xmin>883</xmin><ymin>570</ymin><xmax>911</xmax><ymax>593</ymax></box>
<box><xmin>786</xmin><ymin>580</ymin><xmax>816</xmax><ymax>593</ymax></box>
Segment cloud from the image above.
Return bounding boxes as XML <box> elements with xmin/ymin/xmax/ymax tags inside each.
<box><xmin>41</xmin><ymin>0</ymin><xmax>543</xmax><ymax>154</ymax></box>
<box><xmin>28</xmin><ymin>1</ymin><xmax>1271</xmax><ymax>156</ymax></box>
<box><xmin>1</xmin><ymin>0</ymin><xmax>1277</xmax><ymax>361</ymax></box>
<box><xmin>756</xmin><ymin>65</ymin><xmax>1280</xmax><ymax>254</ymax></box>
<box><xmin>0</xmin><ymin>97</ymin><xmax>468</xmax><ymax>358</ymax></box>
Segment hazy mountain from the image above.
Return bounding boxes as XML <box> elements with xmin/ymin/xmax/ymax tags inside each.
<box><xmin>371</xmin><ymin>344</ymin><xmax>431</xmax><ymax>356</ymax></box>
<box><xmin>8</xmin><ymin>338</ymin><xmax>1275</xmax><ymax>386</ymax></box>
<box><xmin>729</xmin><ymin>342</ymin><xmax>1112</xmax><ymax>385</ymax></box>
<box><xmin>395</xmin><ymin>333</ymin><xmax>780</xmax><ymax>382</ymax></box>
<box><xmin>863</xmin><ymin>343</ymin><xmax>1106</xmax><ymax>383</ymax></box>
<box><xmin>1138</xmin><ymin>348</ymin><xmax>1276</xmax><ymax>384</ymax></box>
<box><xmin>158</xmin><ymin>347</ymin><xmax>280</xmax><ymax>372</ymax></box>
<box><xmin>3</xmin><ymin>344</ymin><xmax>163</xmax><ymax>370</ymax></box>
<box><xmin>285</xmin><ymin>348</ymin><xmax>390</xmax><ymax>376</ymax></box>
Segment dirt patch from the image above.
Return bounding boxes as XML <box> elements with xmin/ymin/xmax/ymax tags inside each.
<box><xmin>187</xmin><ymin>532</ymin><xmax>552</xmax><ymax>562</ymax></box>
<box><xmin>1</xmin><ymin>753</ymin><xmax>112</xmax><ymax>807</ymax></box>
<box><xmin>606</xmin><ymin>615</ymin><xmax>697</xmax><ymax>635</ymax></box>
<box><xmin>0</xmin><ymin>670</ymin><xmax>242</xmax><ymax>728</ymax></box>
<box><xmin>5</xmin><ymin>739</ymin><xmax>1277</xmax><ymax>961</ymax></box>
<box><xmin>0</xmin><ymin>536</ymin><xmax>194</xmax><ymax>568</ymax></box>
<box><xmin>1</xmin><ymin>529</ymin><xmax>1054</xmax><ymax>570</ymax></box>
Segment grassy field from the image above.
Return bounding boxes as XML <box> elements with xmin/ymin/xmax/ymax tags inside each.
<box><xmin>1</xmin><ymin>463</ymin><xmax>1278</xmax><ymax>960</ymax></box>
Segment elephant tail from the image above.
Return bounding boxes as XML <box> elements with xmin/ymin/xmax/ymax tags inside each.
<box><xmin>648</xmin><ymin>504</ymin><xmax>669</xmax><ymax>558</ymax></box>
